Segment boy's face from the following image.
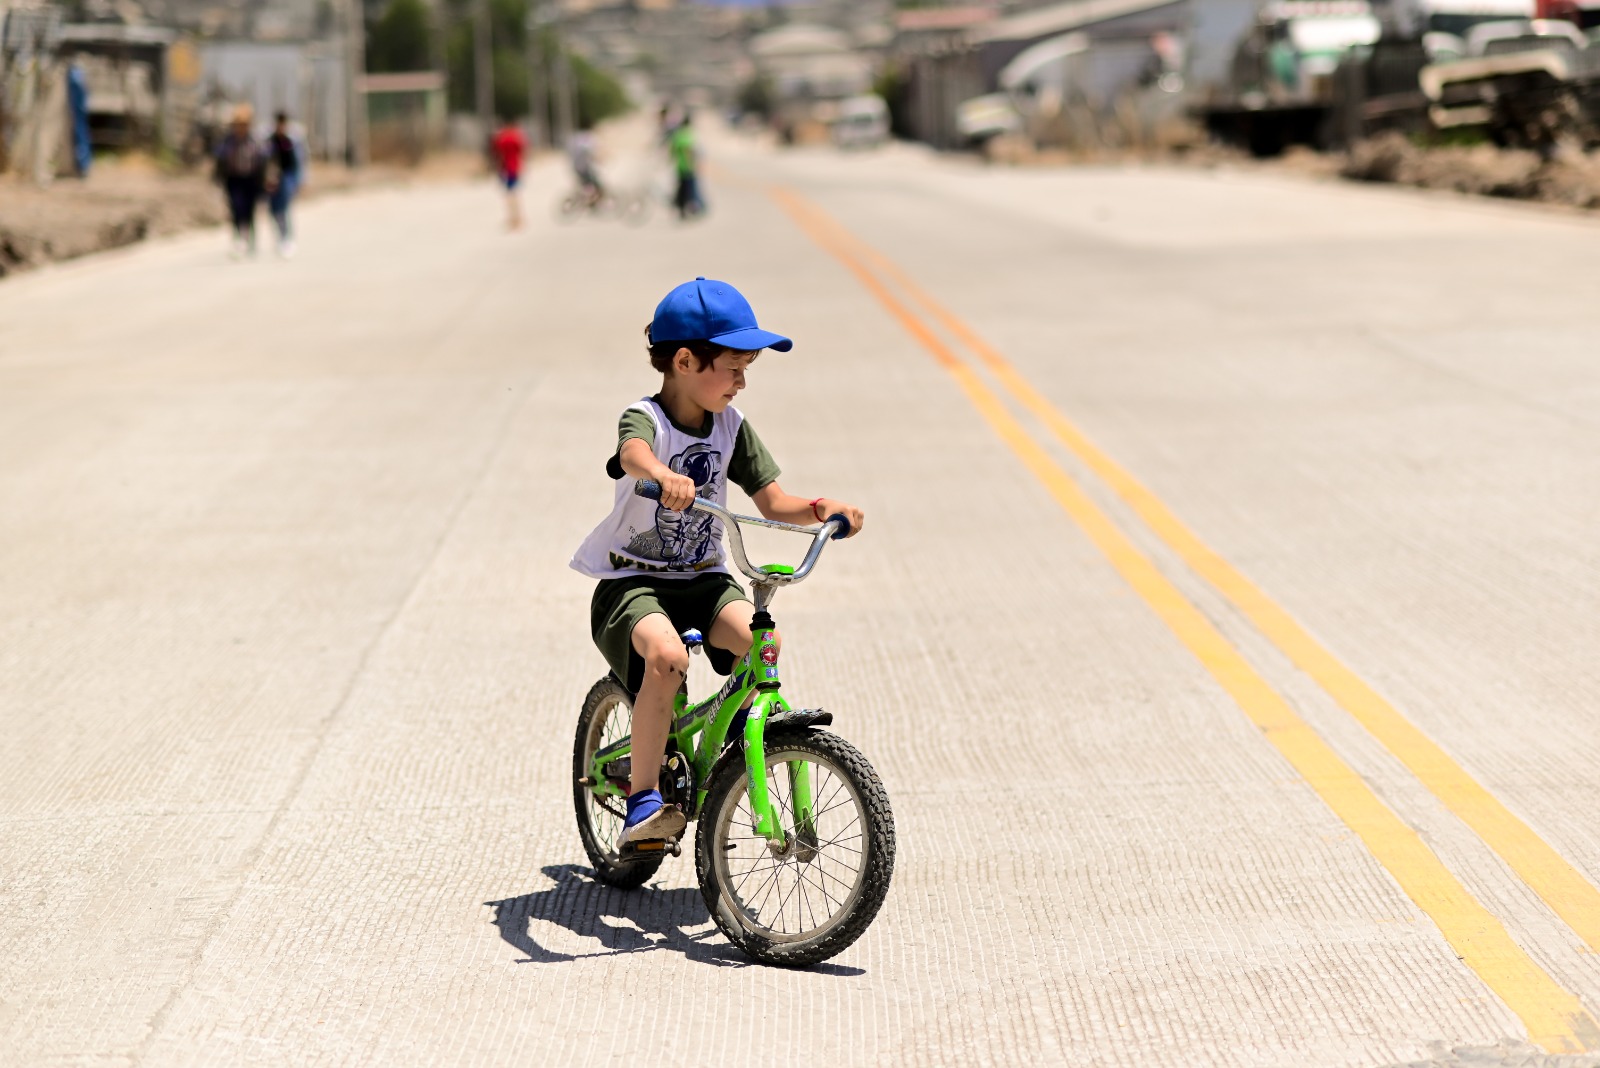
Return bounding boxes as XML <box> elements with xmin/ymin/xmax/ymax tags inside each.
<box><xmin>675</xmin><ymin>348</ymin><xmax>758</xmax><ymax>413</ymax></box>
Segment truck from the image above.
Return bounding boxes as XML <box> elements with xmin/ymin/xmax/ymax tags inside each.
<box><xmin>1417</xmin><ymin>15</ymin><xmax>1600</xmax><ymax>151</ymax></box>
<box><xmin>1196</xmin><ymin>0</ymin><xmax>1382</xmax><ymax>155</ymax></box>
<box><xmin>1320</xmin><ymin>0</ymin><xmax>1538</xmax><ymax>146</ymax></box>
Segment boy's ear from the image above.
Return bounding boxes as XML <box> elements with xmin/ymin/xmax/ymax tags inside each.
<box><xmin>673</xmin><ymin>346</ymin><xmax>695</xmax><ymax>375</ymax></box>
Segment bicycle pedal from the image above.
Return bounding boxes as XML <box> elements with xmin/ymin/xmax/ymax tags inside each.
<box><xmin>619</xmin><ymin>836</ymin><xmax>682</xmax><ymax>862</ymax></box>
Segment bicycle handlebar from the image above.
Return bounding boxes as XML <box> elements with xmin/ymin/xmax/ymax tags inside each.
<box><xmin>633</xmin><ymin>479</ymin><xmax>848</xmax><ymax>586</ymax></box>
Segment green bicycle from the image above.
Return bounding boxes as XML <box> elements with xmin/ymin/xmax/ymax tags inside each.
<box><xmin>573</xmin><ymin>480</ymin><xmax>895</xmax><ymax>966</ymax></box>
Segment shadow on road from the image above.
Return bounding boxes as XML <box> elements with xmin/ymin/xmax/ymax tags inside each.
<box><xmin>485</xmin><ymin>863</ymin><xmax>864</xmax><ymax>974</ymax></box>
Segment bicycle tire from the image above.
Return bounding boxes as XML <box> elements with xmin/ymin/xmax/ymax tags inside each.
<box><xmin>573</xmin><ymin>675</ymin><xmax>662</xmax><ymax>888</ymax></box>
<box><xmin>695</xmin><ymin>726</ymin><xmax>894</xmax><ymax>966</ymax></box>
<box><xmin>555</xmin><ymin>192</ymin><xmax>585</xmax><ymax>223</ymax></box>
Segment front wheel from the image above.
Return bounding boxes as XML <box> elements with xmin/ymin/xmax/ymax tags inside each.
<box><xmin>695</xmin><ymin>727</ymin><xmax>894</xmax><ymax>966</ymax></box>
<box><xmin>573</xmin><ymin>676</ymin><xmax>661</xmax><ymax>888</ymax></box>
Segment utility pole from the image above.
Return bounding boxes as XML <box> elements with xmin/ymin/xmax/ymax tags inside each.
<box><xmin>474</xmin><ymin>0</ymin><xmax>494</xmax><ymax>128</ymax></box>
<box><xmin>525</xmin><ymin>6</ymin><xmax>549</xmax><ymax>149</ymax></box>
<box><xmin>344</xmin><ymin>0</ymin><xmax>368</xmax><ymax>165</ymax></box>
<box><xmin>552</xmin><ymin>30</ymin><xmax>575</xmax><ymax>146</ymax></box>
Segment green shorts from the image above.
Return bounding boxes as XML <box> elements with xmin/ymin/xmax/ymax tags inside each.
<box><xmin>590</xmin><ymin>572</ymin><xmax>749</xmax><ymax>694</ymax></box>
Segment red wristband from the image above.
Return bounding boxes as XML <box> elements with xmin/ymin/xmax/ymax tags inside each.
<box><xmin>810</xmin><ymin>498</ymin><xmax>825</xmax><ymax>523</ymax></box>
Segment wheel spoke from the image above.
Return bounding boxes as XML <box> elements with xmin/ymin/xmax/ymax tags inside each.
<box><xmin>731</xmin><ymin>858</ymin><xmax>787</xmax><ymax>894</ymax></box>
<box><xmin>810</xmin><ymin>774</ymin><xmax>849</xmax><ymax>820</ymax></box>
<box><xmin>809</xmin><ymin>858</ymin><xmax>859</xmax><ymax>897</ymax></box>
<box><xmin>807</xmin><ymin>791</ymin><xmax>859</xmax><ymax>826</ymax></box>
<box><xmin>796</xmin><ymin>864</ymin><xmax>842</xmax><ymax>914</ymax></box>
<box><xmin>770</xmin><ymin>863</ymin><xmax>811</xmax><ymax>929</ymax></box>
<box><xmin>809</xmin><ymin>828</ymin><xmax>863</xmax><ymax>853</ymax></box>
<box><xmin>747</xmin><ymin>862</ymin><xmax>786</xmax><ymax>917</ymax></box>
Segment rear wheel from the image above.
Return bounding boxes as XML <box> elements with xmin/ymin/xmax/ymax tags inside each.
<box><xmin>555</xmin><ymin>191</ymin><xmax>585</xmax><ymax>222</ymax></box>
<box><xmin>573</xmin><ymin>676</ymin><xmax>661</xmax><ymax>888</ymax></box>
<box><xmin>695</xmin><ymin>727</ymin><xmax>894</xmax><ymax>966</ymax></box>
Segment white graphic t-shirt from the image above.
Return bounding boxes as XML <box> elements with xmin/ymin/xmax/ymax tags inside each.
<box><xmin>570</xmin><ymin>398</ymin><xmax>748</xmax><ymax>580</ymax></box>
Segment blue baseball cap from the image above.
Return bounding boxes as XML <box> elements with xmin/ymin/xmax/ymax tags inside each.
<box><xmin>649</xmin><ymin>277</ymin><xmax>793</xmax><ymax>352</ymax></box>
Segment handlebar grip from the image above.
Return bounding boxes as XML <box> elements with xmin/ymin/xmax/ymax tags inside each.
<box><xmin>826</xmin><ymin>512</ymin><xmax>852</xmax><ymax>540</ymax></box>
<box><xmin>634</xmin><ymin>479</ymin><xmax>662</xmax><ymax>501</ymax></box>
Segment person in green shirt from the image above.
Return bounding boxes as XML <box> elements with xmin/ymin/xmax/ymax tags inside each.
<box><xmin>668</xmin><ymin>112</ymin><xmax>704</xmax><ymax>220</ymax></box>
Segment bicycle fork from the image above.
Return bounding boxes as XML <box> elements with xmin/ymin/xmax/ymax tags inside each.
<box><xmin>741</xmin><ymin>616</ymin><xmax>814</xmax><ymax>849</ymax></box>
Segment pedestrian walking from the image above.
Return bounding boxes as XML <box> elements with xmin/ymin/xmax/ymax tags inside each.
<box><xmin>490</xmin><ymin>118</ymin><xmax>527</xmax><ymax>231</ymax></box>
<box><xmin>668</xmin><ymin>112</ymin><xmax>704</xmax><ymax>220</ymax></box>
<box><xmin>214</xmin><ymin>105</ymin><xmax>267</xmax><ymax>258</ymax></box>
<box><xmin>264</xmin><ymin>111</ymin><xmax>307</xmax><ymax>259</ymax></box>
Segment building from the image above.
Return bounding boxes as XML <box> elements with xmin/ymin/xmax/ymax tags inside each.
<box><xmin>895</xmin><ymin>0</ymin><xmax>1258</xmax><ymax>150</ymax></box>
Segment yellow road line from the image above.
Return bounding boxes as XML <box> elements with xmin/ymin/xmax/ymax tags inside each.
<box><xmin>769</xmin><ymin>184</ymin><xmax>1600</xmax><ymax>1053</ymax></box>
<box><xmin>785</xmin><ymin>190</ymin><xmax>1600</xmax><ymax>970</ymax></box>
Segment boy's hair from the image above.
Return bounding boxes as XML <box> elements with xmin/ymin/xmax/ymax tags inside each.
<box><xmin>644</xmin><ymin>326</ymin><xmax>756</xmax><ymax>374</ymax></box>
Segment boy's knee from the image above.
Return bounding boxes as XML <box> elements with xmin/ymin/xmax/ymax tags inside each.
<box><xmin>643</xmin><ymin>644</ymin><xmax>689</xmax><ymax>680</ymax></box>
<box><xmin>722</xmin><ymin>627</ymin><xmax>777</xmax><ymax>659</ymax></box>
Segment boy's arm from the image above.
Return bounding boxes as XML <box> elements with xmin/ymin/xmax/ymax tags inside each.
<box><xmin>752</xmin><ymin>482</ymin><xmax>865</xmax><ymax>538</ymax></box>
<box><xmin>617</xmin><ymin>437</ymin><xmax>697</xmax><ymax>511</ymax></box>
<box><xmin>731</xmin><ymin>420</ymin><xmax>864</xmax><ymax>537</ymax></box>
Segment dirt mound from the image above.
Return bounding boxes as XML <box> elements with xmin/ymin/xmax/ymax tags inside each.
<box><xmin>0</xmin><ymin>169</ymin><xmax>226</xmax><ymax>277</ymax></box>
<box><xmin>0</xmin><ymin>153</ymin><xmax>479</xmax><ymax>279</ymax></box>
<box><xmin>1341</xmin><ymin>132</ymin><xmax>1600</xmax><ymax>208</ymax></box>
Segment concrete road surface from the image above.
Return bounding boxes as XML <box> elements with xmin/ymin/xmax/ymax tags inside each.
<box><xmin>3</xmin><ymin>128</ymin><xmax>1599</xmax><ymax>1067</ymax></box>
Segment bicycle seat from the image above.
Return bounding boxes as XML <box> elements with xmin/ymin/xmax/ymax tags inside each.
<box><xmin>680</xmin><ymin>628</ymin><xmax>704</xmax><ymax>653</ymax></box>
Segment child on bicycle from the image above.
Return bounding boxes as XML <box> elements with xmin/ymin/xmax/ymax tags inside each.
<box><xmin>570</xmin><ymin>278</ymin><xmax>864</xmax><ymax>851</ymax></box>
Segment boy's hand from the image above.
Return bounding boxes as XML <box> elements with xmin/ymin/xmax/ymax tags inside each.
<box><xmin>658</xmin><ymin>471</ymin><xmax>697</xmax><ymax>511</ymax></box>
<box><xmin>816</xmin><ymin>499</ymin><xmax>865</xmax><ymax>538</ymax></box>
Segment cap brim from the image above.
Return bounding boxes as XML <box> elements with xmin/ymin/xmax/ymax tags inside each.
<box><xmin>710</xmin><ymin>326</ymin><xmax>793</xmax><ymax>352</ymax></box>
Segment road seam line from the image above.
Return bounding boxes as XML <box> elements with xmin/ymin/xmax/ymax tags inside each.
<box><xmin>800</xmin><ymin>193</ymin><xmax>1600</xmax><ymax>970</ymax></box>
<box><xmin>769</xmin><ymin>182</ymin><xmax>1600</xmax><ymax>1053</ymax></box>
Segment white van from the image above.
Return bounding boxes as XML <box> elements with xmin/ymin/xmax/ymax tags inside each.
<box><xmin>832</xmin><ymin>95</ymin><xmax>890</xmax><ymax>149</ymax></box>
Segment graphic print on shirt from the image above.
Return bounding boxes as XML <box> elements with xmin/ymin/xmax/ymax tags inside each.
<box><xmin>623</xmin><ymin>442</ymin><xmax>722</xmax><ymax>566</ymax></box>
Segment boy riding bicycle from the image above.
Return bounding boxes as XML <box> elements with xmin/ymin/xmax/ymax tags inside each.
<box><xmin>570</xmin><ymin>278</ymin><xmax>864</xmax><ymax>853</ymax></box>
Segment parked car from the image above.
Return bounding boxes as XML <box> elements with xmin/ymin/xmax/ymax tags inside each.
<box><xmin>832</xmin><ymin>94</ymin><xmax>890</xmax><ymax>149</ymax></box>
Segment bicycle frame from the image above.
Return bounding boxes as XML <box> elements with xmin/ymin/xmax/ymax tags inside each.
<box><xmin>586</xmin><ymin>482</ymin><xmax>848</xmax><ymax>848</ymax></box>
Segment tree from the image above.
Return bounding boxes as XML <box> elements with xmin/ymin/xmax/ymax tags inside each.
<box><xmin>367</xmin><ymin>0</ymin><xmax>433</xmax><ymax>74</ymax></box>
<box><xmin>572</xmin><ymin>52</ymin><xmax>630</xmax><ymax>128</ymax></box>
<box><xmin>440</xmin><ymin>0</ymin><xmax>631</xmax><ymax>125</ymax></box>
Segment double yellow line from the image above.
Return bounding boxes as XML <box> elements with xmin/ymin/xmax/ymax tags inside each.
<box><xmin>769</xmin><ymin>184</ymin><xmax>1600</xmax><ymax>1052</ymax></box>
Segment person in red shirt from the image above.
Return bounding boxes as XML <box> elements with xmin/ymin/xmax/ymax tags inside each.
<box><xmin>490</xmin><ymin>118</ymin><xmax>527</xmax><ymax>231</ymax></box>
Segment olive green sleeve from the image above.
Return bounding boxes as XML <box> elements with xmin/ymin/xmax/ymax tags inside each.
<box><xmin>729</xmin><ymin>418</ymin><xmax>781</xmax><ymax>497</ymax></box>
<box><xmin>605</xmin><ymin>409</ymin><xmax>656</xmax><ymax>479</ymax></box>
<box><xmin>617</xmin><ymin>409</ymin><xmax>655</xmax><ymax>450</ymax></box>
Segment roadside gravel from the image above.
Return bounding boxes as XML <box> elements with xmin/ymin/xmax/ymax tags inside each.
<box><xmin>1342</xmin><ymin>131</ymin><xmax>1600</xmax><ymax>208</ymax></box>
<box><xmin>0</xmin><ymin>152</ymin><xmax>485</xmax><ymax>278</ymax></box>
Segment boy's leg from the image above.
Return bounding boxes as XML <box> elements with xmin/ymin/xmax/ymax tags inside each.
<box><xmin>619</xmin><ymin>612</ymin><xmax>690</xmax><ymax>848</ymax></box>
<box><xmin>505</xmin><ymin>175</ymin><xmax>523</xmax><ymax>230</ymax></box>
<box><xmin>708</xmin><ymin>599</ymin><xmax>778</xmax><ymax>662</ymax></box>
<box><xmin>628</xmin><ymin>612</ymin><xmax>689</xmax><ymax>797</ymax></box>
